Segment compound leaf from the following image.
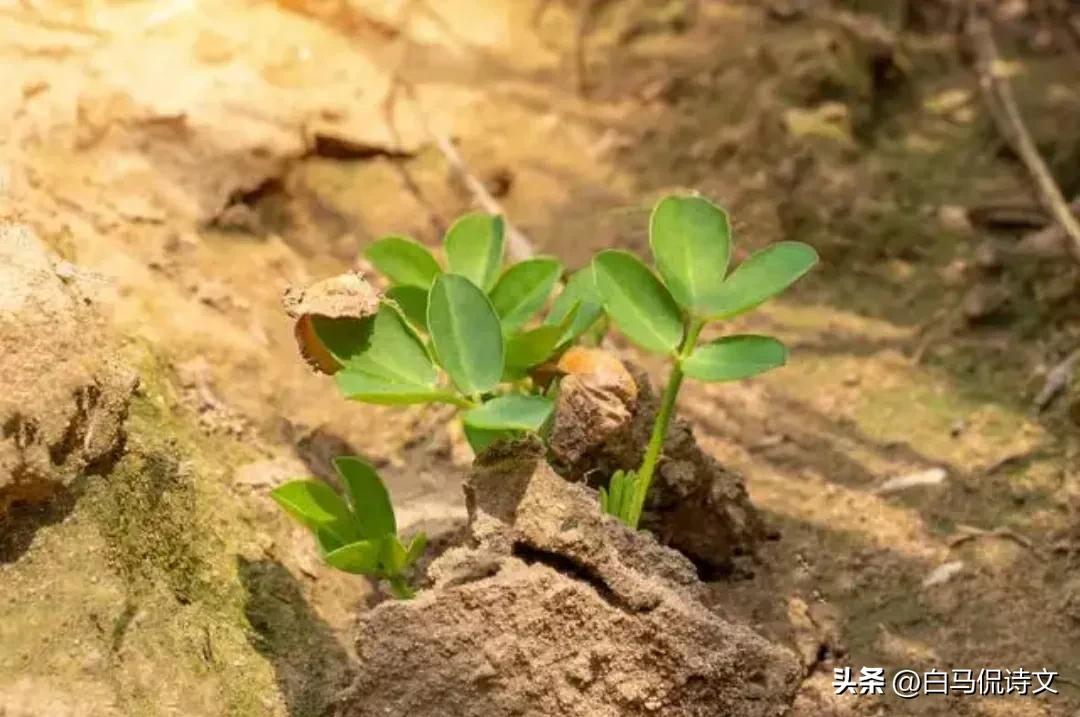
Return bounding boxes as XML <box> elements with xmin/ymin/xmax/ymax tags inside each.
<box><xmin>404</xmin><ymin>533</ymin><xmax>427</xmax><ymax>567</ymax></box>
<box><xmin>544</xmin><ymin>268</ymin><xmax>603</xmax><ymax>345</ymax></box>
<box><xmin>333</xmin><ymin>457</ymin><xmax>396</xmax><ymax>539</ymax></box>
<box><xmin>682</xmin><ymin>335</ymin><xmax>787</xmax><ymax>382</ymax></box>
<box><xmin>444</xmin><ymin>213</ymin><xmax>505</xmax><ymax>291</ymax></box>
<box><xmin>462</xmin><ymin>424</ymin><xmax>519</xmax><ymax>454</ymax></box>
<box><xmin>489</xmin><ymin>257</ymin><xmax>563</xmax><ymax>334</ymax></box>
<box><xmin>319</xmin><ymin>304</ymin><xmax>436</xmax><ymax>384</ymax></box>
<box><xmin>592</xmin><ymin>250</ymin><xmax>683</xmax><ymax>354</ymax></box>
<box><xmin>364</xmin><ymin>235</ymin><xmax>441</xmax><ymax>289</ymax></box>
<box><xmin>324</xmin><ymin>540</ymin><xmax>382</xmax><ymax>575</ymax></box>
<box><xmin>702</xmin><ymin>242</ymin><xmax>818</xmax><ymax>319</ymax></box>
<box><xmin>462</xmin><ymin>394</ymin><xmax>554</xmax><ymax>432</ymax></box>
<box><xmin>385</xmin><ymin>285</ymin><xmax>429</xmax><ymax>332</ymax></box>
<box><xmin>270</xmin><ymin>480</ymin><xmax>359</xmax><ymax>546</ymax></box>
<box><xmin>649</xmin><ymin>195</ymin><xmax>731</xmax><ymax>313</ymax></box>
<box><xmin>427</xmin><ymin>274</ymin><xmax>504</xmax><ymax>395</ymax></box>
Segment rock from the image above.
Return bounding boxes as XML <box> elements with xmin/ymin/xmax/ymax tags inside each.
<box><xmin>0</xmin><ymin>225</ymin><xmax>137</xmax><ymax>516</ymax></box>
<box><xmin>550</xmin><ymin>365</ymin><xmax>766</xmax><ymax>576</ymax></box>
<box><xmin>338</xmin><ymin>438</ymin><xmax>802</xmax><ymax>717</ymax></box>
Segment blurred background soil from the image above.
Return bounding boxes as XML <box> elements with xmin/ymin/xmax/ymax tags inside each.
<box><xmin>1</xmin><ymin>0</ymin><xmax>1079</xmax><ymax>715</ymax></box>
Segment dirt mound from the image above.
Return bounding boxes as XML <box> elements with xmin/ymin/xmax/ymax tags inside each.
<box><xmin>550</xmin><ymin>364</ymin><xmax>766</xmax><ymax>576</ymax></box>
<box><xmin>0</xmin><ymin>224</ymin><xmax>137</xmax><ymax>516</ymax></box>
<box><xmin>338</xmin><ymin>439</ymin><xmax>801</xmax><ymax>717</ymax></box>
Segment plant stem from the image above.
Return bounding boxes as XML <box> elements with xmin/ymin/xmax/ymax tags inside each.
<box><xmin>627</xmin><ymin>318</ymin><xmax>705</xmax><ymax>528</ymax></box>
<box><xmin>387</xmin><ymin>575</ymin><xmax>415</xmax><ymax>600</ymax></box>
<box><xmin>437</xmin><ymin>391</ymin><xmax>478</xmax><ymax>410</ymax></box>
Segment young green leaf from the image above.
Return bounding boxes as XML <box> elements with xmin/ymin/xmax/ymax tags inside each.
<box><xmin>318</xmin><ymin>304</ymin><xmax>435</xmax><ymax>381</ymax></box>
<box><xmin>330</xmin><ymin>303</ymin><xmax>441</xmax><ymax>404</ymax></box>
<box><xmin>682</xmin><ymin>335</ymin><xmax>787</xmax><ymax>382</ymax></box>
<box><xmin>592</xmin><ymin>250</ymin><xmax>684</xmax><ymax>354</ymax></box>
<box><xmin>385</xmin><ymin>285</ymin><xmax>429</xmax><ymax>332</ymax></box>
<box><xmin>462</xmin><ymin>394</ymin><xmax>554</xmax><ymax>432</ymax></box>
<box><xmin>649</xmin><ymin>195</ymin><xmax>731</xmax><ymax>313</ymax></box>
<box><xmin>701</xmin><ymin>241</ymin><xmax>818</xmax><ymax>319</ymax></box>
<box><xmin>545</xmin><ymin>268</ymin><xmax>604</xmax><ymax>345</ymax></box>
<box><xmin>462</xmin><ymin>424</ymin><xmax>519</xmax><ymax>454</ymax></box>
<box><xmin>333</xmin><ymin>457</ymin><xmax>396</xmax><ymax>539</ymax></box>
<box><xmin>364</xmin><ymin>235</ymin><xmax>441</xmax><ymax>289</ymax></box>
<box><xmin>444</xmin><ymin>213</ymin><xmax>505</xmax><ymax>291</ymax></box>
<box><xmin>427</xmin><ymin>274</ymin><xmax>505</xmax><ymax>396</ymax></box>
<box><xmin>404</xmin><ymin>533</ymin><xmax>427</xmax><ymax>567</ymax></box>
<box><xmin>504</xmin><ymin>304</ymin><xmax>581</xmax><ymax>377</ymax></box>
<box><xmin>489</xmin><ymin>257</ymin><xmax>563</xmax><ymax>334</ymax></box>
<box><xmin>323</xmin><ymin>540</ymin><xmax>382</xmax><ymax>575</ymax></box>
<box><xmin>270</xmin><ymin>480</ymin><xmax>358</xmax><ymax>545</ymax></box>
<box><xmin>381</xmin><ymin>536</ymin><xmax>410</xmax><ymax>575</ymax></box>
<box><xmin>335</xmin><ymin>372</ymin><xmax>454</xmax><ymax>405</ymax></box>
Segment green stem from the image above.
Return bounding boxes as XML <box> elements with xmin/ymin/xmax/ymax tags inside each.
<box><xmin>627</xmin><ymin>318</ymin><xmax>705</xmax><ymax>528</ymax></box>
<box><xmin>437</xmin><ymin>391</ymin><xmax>478</xmax><ymax>410</ymax></box>
<box><xmin>387</xmin><ymin>575</ymin><xmax>415</xmax><ymax>600</ymax></box>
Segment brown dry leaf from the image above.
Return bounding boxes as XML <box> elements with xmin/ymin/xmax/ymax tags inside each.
<box><xmin>282</xmin><ymin>272</ymin><xmax>379</xmax><ymax>374</ymax></box>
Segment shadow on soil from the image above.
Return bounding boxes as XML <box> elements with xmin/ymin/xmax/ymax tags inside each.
<box><xmin>238</xmin><ymin>557</ymin><xmax>354</xmax><ymax>717</ymax></box>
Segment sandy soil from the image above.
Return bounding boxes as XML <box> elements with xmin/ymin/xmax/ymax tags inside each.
<box><xmin>1</xmin><ymin>1</ymin><xmax>1078</xmax><ymax>715</ymax></box>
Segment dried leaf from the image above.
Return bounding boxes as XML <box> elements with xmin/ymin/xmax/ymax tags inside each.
<box><xmin>282</xmin><ymin>272</ymin><xmax>380</xmax><ymax>374</ymax></box>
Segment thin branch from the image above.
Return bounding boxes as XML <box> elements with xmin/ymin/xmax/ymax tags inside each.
<box><xmin>969</xmin><ymin>12</ymin><xmax>1080</xmax><ymax>264</ymax></box>
<box><xmin>1034</xmin><ymin>347</ymin><xmax>1080</xmax><ymax>412</ymax></box>
<box><xmin>376</xmin><ymin>4</ymin><xmax>536</xmax><ymax>261</ymax></box>
<box><xmin>396</xmin><ymin>85</ymin><xmax>535</xmax><ymax>261</ymax></box>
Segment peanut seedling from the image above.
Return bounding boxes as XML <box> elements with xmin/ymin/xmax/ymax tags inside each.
<box><xmin>314</xmin><ymin>213</ymin><xmax>604</xmax><ymax>452</ymax></box>
<box><xmin>592</xmin><ymin>195</ymin><xmax>818</xmax><ymax>528</ymax></box>
<box><xmin>271</xmin><ymin>457</ymin><xmax>425</xmax><ymax>599</ymax></box>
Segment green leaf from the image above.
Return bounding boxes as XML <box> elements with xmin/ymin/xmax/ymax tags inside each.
<box><xmin>702</xmin><ymin>242</ymin><xmax>818</xmax><ymax>319</ymax></box>
<box><xmin>270</xmin><ymin>480</ymin><xmax>359</xmax><ymax>546</ymax></box>
<box><xmin>682</xmin><ymin>335</ymin><xmax>787</xmax><ymax>382</ymax></box>
<box><xmin>427</xmin><ymin>274</ymin><xmax>504</xmax><ymax>395</ymax></box>
<box><xmin>324</xmin><ymin>540</ymin><xmax>382</xmax><ymax>575</ymax></box>
<box><xmin>335</xmin><ymin>372</ymin><xmax>452</xmax><ymax>405</ymax></box>
<box><xmin>649</xmin><ymin>195</ymin><xmax>731</xmax><ymax>313</ymax></box>
<box><xmin>333</xmin><ymin>457</ymin><xmax>396</xmax><ymax>539</ymax></box>
<box><xmin>544</xmin><ymin>269</ymin><xmax>604</xmax><ymax>345</ymax></box>
<box><xmin>314</xmin><ymin>526</ymin><xmax>346</xmax><ymax>555</ymax></box>
<box><xmin>328</xmin><ymin>303</ymin><xmax>441</xmax><ymax>404</ymax></box>
<box><xmin>489</xmin><ymin>257</ymin><xmax>563</xmax><ymax>334</ymax></box>
<box><xmin>599</xmin><ymin>485</ymin><xmax>609</xmax><ymax>513</ymax></box>
<box><xmin>381</xmin><ymin>536</ymin><xmax>409</xmax><ymax>575</ymax></box>
<box><xmin>385</xmin><ymin>285</ymin><xmax>429</xmax><ymax>332</ymax></box>
<box><xmin>592</xmin><ymin>250</ymin><xmax>684</xmax><ymax>354</ymax></box>
<box><xmin>364</xmin><ymin>235</ymin><xmax>441</xmax><ymax>289</ymax></box>
<box><xmin>503</xmin><ymin>304</ymin><xmax>579</xmax><ymax>377</ymax></box>
<box><xmin>444</xmin><ymin>213</ymin><xmax>505</xmax><ymax>291</ymax></box>
<box><xmin>462</xmin><ymin>424</ymin><xmax>519</xmax><ymax>454</ymax></box>
<box><xmin>462</xmin><ymin>395</ymin><xmax>554</xmax><ymax>432</ymax></box>
<box><xmin>317</xmin><ymin>304</ymin><xmax>436</xmax><ymax>383</ymax></box>
<box><xmin>404</xmin><ymin>533</ymin><xmax>427</xmax><ymax>567</ymax></box>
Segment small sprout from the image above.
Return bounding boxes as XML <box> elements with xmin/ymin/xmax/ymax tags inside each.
<box><xmin>591</xmin><ymin>194</ymin><xmax>818</xmax><ymax>528</ymax></box>
<box><xmin>271</xmin><ymin>457</ymin><xmax>424</xmax><ymax>599</ymax></box>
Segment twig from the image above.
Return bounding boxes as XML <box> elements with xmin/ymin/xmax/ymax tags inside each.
<box><xmin>948</xmin><ymin>524</ymin><xmax>1036</xmax><ymax>553</ymax></box>
<box><xmin>574</xmin><ymin>0</ymin><xmax>615</xmax><ymax>97</ymax></box>
<box><xmin>1034</xmin><ymin>347</ymin><xmax>1080</xmax><ymax>412</ymax></box>
<box><xmin>1016</xmin><ymin>195</ymin><xmax>1080</xmax><ymax>258</ymax></box>
<box><xmin>380</xmin><ymin>82</ymin><xmax>447</xmax><ymax>239</ymax></box>
<box><xmin>395</xmin><ymin>84</ymin><xmax>535</xmax><ymax>261</ymax></box>
<box><xmin>969</xmin><ymin>11</ymin><xmax>1080</xmax><ymax>264</ymax></box>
